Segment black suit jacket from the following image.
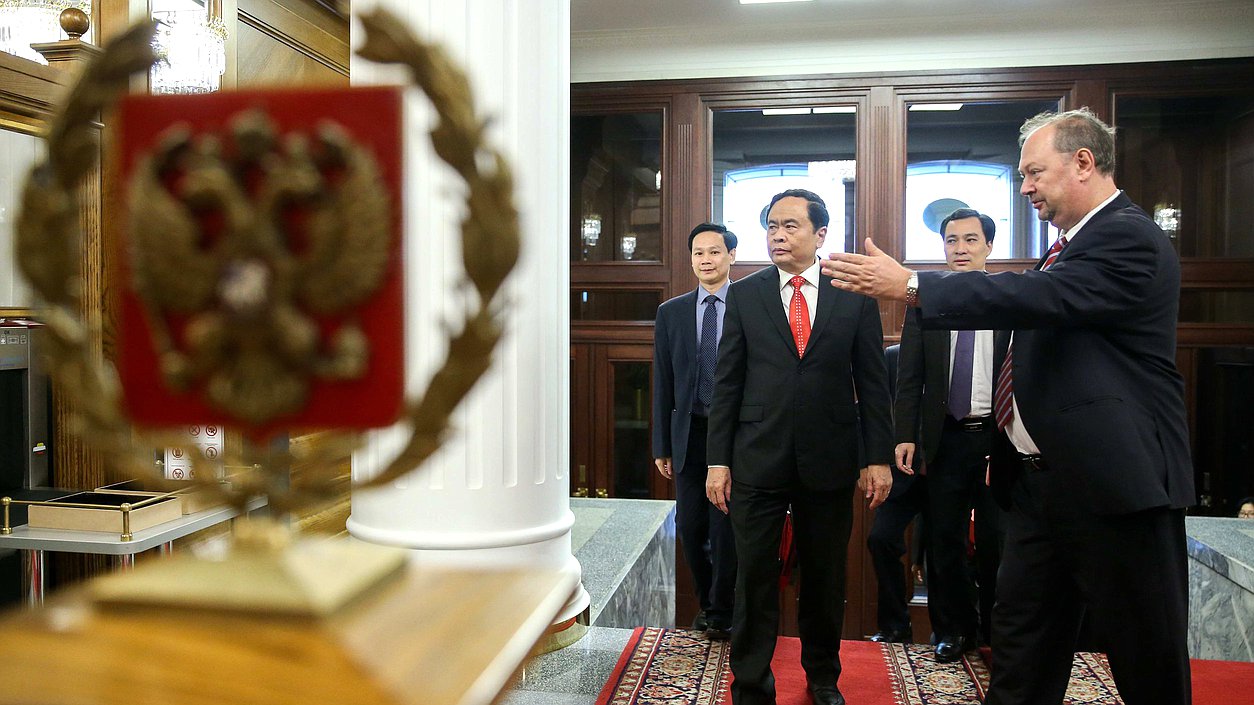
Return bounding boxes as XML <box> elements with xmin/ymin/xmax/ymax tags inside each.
<box><xmin>883</xmin><ymin>343</ymin><xmax>917</xmax><ymax>500</ymax></box>
<box><xmin>652</xmin><ymin>288</ymin><xmax>704</xmax><ymax>472</ymax></box>
<box><xmin>919</xmin><ymin>192</ymin><xmax>1195</xmax><ymax>515</ymax></box>
<box><xmin>894</xmin><ymin>310</ymin><xmax>957</xmax><ymax>466</ymax></box>
<box><xmin>707</xmin><ymin>266</ymin><xmax>894</xmax><ymax>490</ymax></box>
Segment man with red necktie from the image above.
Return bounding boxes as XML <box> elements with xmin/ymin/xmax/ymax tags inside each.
<box><xmin>821</xmin><ymin>109</ymin><xmax>1194</xmax><ymax>705</ymax></box>
<box><xmin>706</xmin><ymin>189</ymin><xmax>894</xmax><ymax>705</ymax></box>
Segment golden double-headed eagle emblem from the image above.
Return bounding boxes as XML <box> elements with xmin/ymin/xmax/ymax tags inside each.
<box><xmin>15</xmin><ymin>9</ymin><xmax>520</xmax><ymax>502</ymax></box>
<box><xmin>130</xmin><ymin>112</ymin><xmax>391</xmax><ymax>424</ymax></box>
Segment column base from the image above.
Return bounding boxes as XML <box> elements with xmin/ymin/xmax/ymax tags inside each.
<box><xmin>534</xmin><ymin>606</ymin><xmax>590</xmax><ymax>653</ymax></box>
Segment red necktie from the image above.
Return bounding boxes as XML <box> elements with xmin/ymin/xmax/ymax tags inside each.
<box><xmin>790</xmin><ymin>275</ymin><xmax>810</xmax><ymax>357</ymax></box>
<box><xmin>993</xmin><ymin>236</ymin><xmax>1067</xmax><ymax>431</ymax></box>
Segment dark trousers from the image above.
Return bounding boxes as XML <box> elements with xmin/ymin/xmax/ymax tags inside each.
<box><xmin>675</xmin><ymin>415</ymin><xmax>737</xmax><ymax>624</ymax></box>
<box><xmin>926</xmin><ymin>419</ymin><xmax>1001</xmax><ymax>643</ymax></box>
<box><xmin>986</xmin><ymin>463</ymin><xmax>1191</xmax><ymax>705</ymax></box>
<box><xmin>729</xmin><ymin>479</ymin><xmax>854</xmax><ymax>705</ymax></box>
<box><xmin>866</xmin><ymin>475</ymin><xmax>927</xmax><ymax>635</ymax></box>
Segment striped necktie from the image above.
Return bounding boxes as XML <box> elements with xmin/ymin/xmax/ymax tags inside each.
<box><xmin>993</xmin><ymin>235</ymin><xmax>1068</xmax><ymax>430</ymax></box>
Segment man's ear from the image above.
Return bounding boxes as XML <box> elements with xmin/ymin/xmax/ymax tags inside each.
<box><xmin>815</xmin><ymin>226</ymin><xmax>828</xmax><ymax>245</ymax></box>
<box><xmin>728</xmin><ymin>248</ymin><xmax>737</xmax><ymax>264</ymax></box>
<box><xmin>1074</xmin><ymin>147</ymin><xmax>1097</xmax><ymax>181</ymax></box>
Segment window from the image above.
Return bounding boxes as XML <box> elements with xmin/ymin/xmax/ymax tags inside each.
<box><xmin>906</xmin><ymin>160</ymin><xmax>1017</xmax><ymax>260</ymax></box>
<box><xmin>571</xmin><ymin>112</ymin><xmax>663</xmax><ymax>263</ymax></box>
<box><xmin>905</xmin><ymin>99</ymin><xmax>1061</xmax><ymax>261</ymax></box>
<box><xmin>712</xmin><ymin>107</ymin><xmax>857</xmax><ymax>260</ymax></box>
<box><xmin>721</xmin><ymin>161</ymin><xmax>855</xmax><ymax>261</ymax></box>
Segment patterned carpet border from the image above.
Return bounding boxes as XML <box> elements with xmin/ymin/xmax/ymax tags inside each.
<box><xmin>598</xmin><ymin>628</ymin><xmax>1129</xmax><ymax>705</ymax></box>
<box><xmin>598</xmin><ymin>627</ymin><xmax>730</xmax><ymax>705</ymax></box>
<box><xmin>882</xmin><ymin>643</ymin><xmax>982</xmax><ymax>705</ymax></box>
<box><xmin>963</xmin><ymin>648</ymin><xmax>1124</xmax><ymax>705</ymax></box>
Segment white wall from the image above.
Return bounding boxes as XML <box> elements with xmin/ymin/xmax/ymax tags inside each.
<box><xmin>571</xmin><ymin>0</ymin><xmax>1254</xmax><ymax>83</ymax></box>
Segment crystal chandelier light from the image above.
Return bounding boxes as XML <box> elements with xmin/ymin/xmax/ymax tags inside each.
<box><xmin>150</xmin><ymin>7</ymin><xmax>227</xmax><ymax>94</ymax></box>
<box><xmin>0</xmin><ymin>0</ymin><xmax>91</xmax><ymax>64</ymax></box>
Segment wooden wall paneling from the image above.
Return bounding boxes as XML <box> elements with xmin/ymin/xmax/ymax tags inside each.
<box><xmin>0</xmin><ymin>53</ymin><xmax>65</xmax><ymax>118</ymax></box>
<box><xmin>235</xmin><ymin>0</ymin><xmax>348</xmax><ymax>87</ymax></box>
<box><xmin>93</xmin><ymin>0</ymin><xmax>149</xmax><ymax>45</ymax></box>
<box><xmin>668</xmin><ymin>93</ymin><xmax>699</xmax><ymax>300</ymax></box>
<box><xmin>1072</xmin><ymin>79</ymin><xmax>1107</xmax><ymax>117</ymax></box>
<box><xmin>570</xmin><ymin>344</ymin><xmax>594</xmax><ymax>497</ymax></box>
<box><xmin>866</xmin><ymin>86</ymin><xmax>902</xmax><ymax>339</ymax></box>
<box><xmin>592</xmin><ymin>345</ymin><xmax>612</xmax><ymax>497</ymax></box>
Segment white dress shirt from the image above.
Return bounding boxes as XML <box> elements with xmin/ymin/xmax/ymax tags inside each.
<box><xmin>777</xmin><ymin>259</ymin><xmax>821</xmax><ymax>325</ymax></box>
<box><xmin>1005</xmin><ymin>189</ymin><xmax>1121</xmax><ymax>454</ymax></box>
<box><xmin>951</xmin><ymin>329</ymin><xmax>995</xmax><ymax>418</ymax></box>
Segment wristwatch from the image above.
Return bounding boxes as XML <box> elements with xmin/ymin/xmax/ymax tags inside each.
<box><xmin>905</xmin><ymin>270</ymin><xmax>919</xmax><ymax>307</ymax></box>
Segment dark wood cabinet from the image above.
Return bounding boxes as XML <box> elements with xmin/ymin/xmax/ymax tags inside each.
<box><xmin>571</xmin><ymin>330</ymin><xmax>666</xmax><ymax>501</ymax></box>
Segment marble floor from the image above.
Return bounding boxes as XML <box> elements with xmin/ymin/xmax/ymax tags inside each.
<box><xmin>502</xmin><ymin>626</ymin><xmax>635</xmax><ymax>705</ymax></box>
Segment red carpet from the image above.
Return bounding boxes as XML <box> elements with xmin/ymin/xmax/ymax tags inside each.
<box><xmin>595</xmin><ymin>627</ymin><xmax>1254</xmax><ymax>705</ymax></box>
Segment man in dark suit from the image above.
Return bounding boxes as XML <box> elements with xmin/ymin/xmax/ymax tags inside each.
<box><xmin>894</xmin><ymin>208</ymin><xmax>1002</xmax><ymax>661</ymax></box>
<box><xmin>706</xmin><ymin>189</ymin><xmax>894</xmax><ymax>705</ymax></box>
<box><xmin>866</xmin><ymin>343</ymin><xmax>927</xmax><ymax>645</ymax></box>
<box><xmin>652</xmin><ymin>222</ymin><xmax>739</xmax><ymax>639</ymax></box>
<box><xmin>823</xmin><ymin>108</ymin><xmax>1194</xmax><ymax>705</ymax></box>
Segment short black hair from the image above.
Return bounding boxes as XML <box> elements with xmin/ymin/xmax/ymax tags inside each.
<box><xmin>939</xmin><ymin>208</ymin><xmax>996</xmax><ymax>244</ymax></box>
<box><xmin>1240</xmin><ymin>497</ymin><xmax>1254</xmax><ymax>507</ymax></box>
<box><xmin>766</xmin><ymin>189</ymin><xmax>830</xmax><ymax>230</ymax></box>
<box><xmin>688</xmin><ymin>222</ymin><xmax>738</xmax><ymax>252</ymax></box>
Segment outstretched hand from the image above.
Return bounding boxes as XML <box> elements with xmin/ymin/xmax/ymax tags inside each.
<box><xmin>821</xmin><ymin>238</ymin><xmax>912</xmax><ymax>302</ymax></box>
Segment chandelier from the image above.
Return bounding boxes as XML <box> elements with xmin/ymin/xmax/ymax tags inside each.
<box><xmin>150</xmin><ymin>8</ymin><xmax>227</xmax><ymax>94</ymax></box>
<box><xmin>0</xmin><ymin>0</ymin><xmax>91</xmax><ymax>64</ymax></box>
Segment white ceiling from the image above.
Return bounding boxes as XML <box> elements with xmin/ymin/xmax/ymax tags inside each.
<box><xmin>570</xmin><ymin>0</ymin><xmax>1254</xmax><ymax>83</ymax></box>
<box><xmin>573</xmin><ymin>0</ymin><xmax>1170</xmax><ymax>33</ymax></box>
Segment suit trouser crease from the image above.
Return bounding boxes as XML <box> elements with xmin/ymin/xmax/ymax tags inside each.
<box><xmin>866</xmin><ymin>477</ymin><xmax>926</xmax><ymax>634</ymax></box>
<box><xmin>985</xmin><ymin>466</ymin><xmax>1191</xmax><ymax>705</ymax></box>
<box><xmin>925</xmin><ymin>422</ymin><xmax>1000</xmax><ymax>642</ymax></box>
<box><xmin>730</xmin><ymin>480</ymin><xmax>854</xmax><ymax>705</ymax></box>
<box><xmin>675</xmin><ymin>415</ymin><xmax>736</xmax><ymax>622</ymax></box>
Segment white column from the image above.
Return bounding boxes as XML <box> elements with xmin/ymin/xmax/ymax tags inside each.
<box><xmin>346</xmin><ymin>0</ymin><xmax>587</xmax><ymax>627</ymax></box>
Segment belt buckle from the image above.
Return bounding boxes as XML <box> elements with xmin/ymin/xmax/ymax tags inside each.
<box><xmin>960</xmin><ymin>417</ymin><xmax>989</xmax><ymax>432</ymax></box>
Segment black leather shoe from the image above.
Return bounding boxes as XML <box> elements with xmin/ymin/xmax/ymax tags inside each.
<box><xmin>869</xmin><ymin>627</ymin><xmax>911</xmax><ymax>643</ymax></box>
<box><xmin>807</xmin><ymin>685</ymin><xmax>846</xmax><ymax>705</ymax></box>
<box><xmin>934</xmin><ymin>636</ymin><xmax>974</xmax><ymax>663</ymax></box>
<box><xmin>705</xmin><ymin>620</ymin><xmax>732</xmax><ymax>640</ymax></box>
<box><xmin>691</xmin><ymin>611</ymin><xmax>708</xmax><ymax>631</ymax></box>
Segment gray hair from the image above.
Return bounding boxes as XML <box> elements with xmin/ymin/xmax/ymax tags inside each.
<box><xmin>1019</xmin><ymin>107</ymin><xmax>1118</xmax><ymax>175</ymax></box>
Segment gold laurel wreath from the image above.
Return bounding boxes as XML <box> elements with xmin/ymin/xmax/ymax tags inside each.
<box><xmin>15</xmin><ymin>9</ymin><xmax>519</xmax><ymax>514</ymax></box>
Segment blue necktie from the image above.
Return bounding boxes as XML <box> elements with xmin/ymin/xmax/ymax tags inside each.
<box><xmin>948</xmin><ymin>330</ymin><xmax>975</xmax><ymax>420</ymax></box>
<box><xmin>697</xmin><ymin>294</ymin><xmax>719</xmax><ymax>409</ymax></box>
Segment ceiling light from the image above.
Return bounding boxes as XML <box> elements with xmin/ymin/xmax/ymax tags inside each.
<box><xmin>909</xmin><ymin>103</ymin><xmax>964</xmax><ymax>111</ymax></box>
<box><xmin>762</xmin><ymin>108</ymin><xmax>812</xmax><ymax>116</ymax></box>
<box><xmin>740</xmin><ymin>0</ymin><xmax>814</xmax><ymax>4</ymax></box>
<box><xmin>813</xmin><ymin>106</ymin><xmax>857</xmax><ymax>114</ymax></box>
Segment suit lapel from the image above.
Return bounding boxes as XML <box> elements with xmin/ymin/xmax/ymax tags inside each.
<box><xmin>1039</xmin><ymin>192</ymin><xmax>1131</xmax><ymax>269</ymax></box>
<box><xmin>682</xmin><ymin>289</ymin><xmax>699</xmax><ymax>360</ymax></box>
<box><xmin>759</xmin><ymin>268</ymin><xmax>796</xmax><ymax>358</ymax></box>
<box><xmin>926</xmin><ymin>329</ymin><xmax>951</xmax><ymax>397</ymax></box>
<box><xmin>808</xmin><ymin>274</ymin><xmax>838</xmax><ymax>352</ymax></box>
